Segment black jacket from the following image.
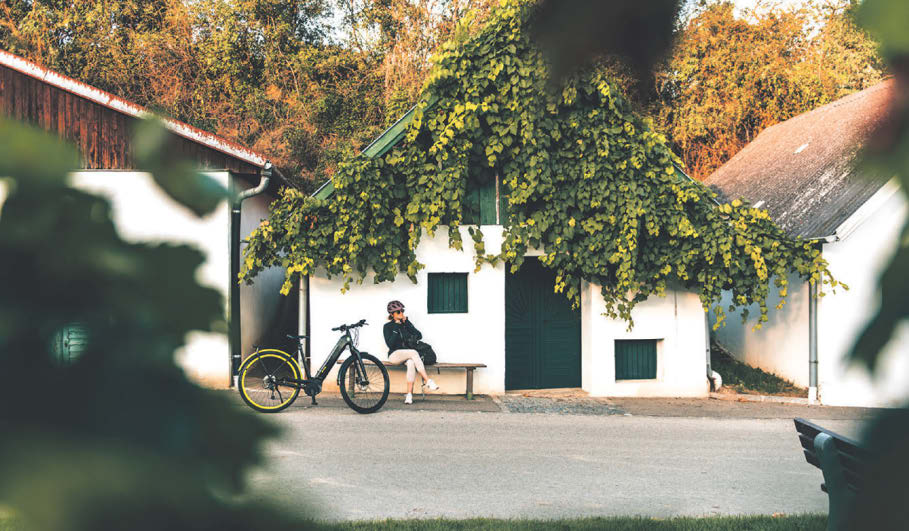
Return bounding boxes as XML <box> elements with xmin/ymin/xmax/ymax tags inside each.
<box><xmin>383</xmin><ymin>319</ymin><xmax>422</xmax><ymax>355</ymax></box>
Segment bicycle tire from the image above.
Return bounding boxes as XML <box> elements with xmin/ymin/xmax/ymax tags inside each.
<box><xmin>338</xmin><ymin>353</ymin><xmax>389</xmax><ymax>414</ymax></box>
<box><xmin>238</xmin><ymin>349</ymin><xmax>301</xmax><ymax>413</ymax></box>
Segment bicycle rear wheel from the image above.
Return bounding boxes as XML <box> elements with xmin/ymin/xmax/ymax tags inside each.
<box><xmin>339</xmin><ymin>353</ymin><xmax>389</xmax><ymax>414</ymax></box>
<box><xmin>238</xmin><ymin>350</ymin><xmax>301</xmax><ymax>413</ymax></box>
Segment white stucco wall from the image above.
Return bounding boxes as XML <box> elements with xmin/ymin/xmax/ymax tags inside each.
<box><xmin>817</xmin><ymin>185</ymin><xmax>909</xmax><ymax>407</ymax></box>
<box><xmin>239</xmin><ymin>188</ymin><xmax>288</xmax><ymax>357</ymax></box>
<box><xmin>70</xmin><ymin>170</ymin><xmax>232</xmax><ymax>388</ymax></box>
<box><xmin>711</xmin><ymin>272</ymin><xmax>811</xmax><ymax>388</ymax></box>
<box><xmin>583</xmin><ymin>284</ymin><xmax>709</xmax><ymax>397</ymax></box>
<box><xmin>711</xmin><ymin>182</ymin><xmax>909</xmax><ymax>407</ymax></box>
<box><xmin>309</xmin><ymin>226</ymin><xmax>507</xmax><ymax>395</ymax></box>
<box><xmin>309</xmin><ymin>226</ymin><xmax>709</xmax><ymax>397</ymax></box>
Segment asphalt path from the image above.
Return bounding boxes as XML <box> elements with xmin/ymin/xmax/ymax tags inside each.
<box><xmin>243</xmin><ymin>401</ymin><xmax>870</xmax><ymax>521</ymax></box>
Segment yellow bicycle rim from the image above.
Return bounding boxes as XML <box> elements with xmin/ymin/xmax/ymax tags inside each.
<box><xmin>239</xmin><ymin>351</ymin><xmax>301</xmax><ymax>410</ymax></box>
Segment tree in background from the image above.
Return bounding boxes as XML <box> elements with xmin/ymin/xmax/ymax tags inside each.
<box><xmin>0</xmin><ymin>0</ymin><xmax>386</xmax><ymax>190</ymax></box>
<box><xmin>335</xmin><ymin>0</ymin><xmax>500</xmax><ymax>118</ymax></box>
<box><xmin>653</xmin><ymin>0</ymin><xmax>884</xmax><ymax>180</ymax></box>
<box><xmin>0</xmin><ymin>0</ymin><xmax>886</xmax><ymax>188</ymax></box>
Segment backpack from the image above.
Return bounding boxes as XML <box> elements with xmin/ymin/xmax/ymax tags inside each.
<box><xmin>414</xmin><ymin>341</ymin><xmax>437</xmax><ymax>366</ymax></box>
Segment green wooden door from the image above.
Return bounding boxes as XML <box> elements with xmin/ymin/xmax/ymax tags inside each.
<box><xmin>505</xmin><ymin>257</ymin><xmax>581</xmax><ymax>390</ymax></box>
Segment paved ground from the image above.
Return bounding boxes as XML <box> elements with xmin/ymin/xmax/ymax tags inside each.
<box><xmin>236</xmin><ymin>391</ymin><xmax>879</xmax><ymax>521</ymax></box>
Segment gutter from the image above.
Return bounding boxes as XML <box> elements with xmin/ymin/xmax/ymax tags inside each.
<box><xmin>228</xmin><ymin>163</ymin><xmax>273</xmax><ymax>386</ymax></box>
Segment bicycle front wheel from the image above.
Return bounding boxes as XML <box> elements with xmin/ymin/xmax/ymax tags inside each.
<box><xmin>339</xmin><ymin>353</ymin><xmax>389</xmax><ymax>414</ymax></box>
<box><xmin>238</xmin><ymin>350</ymin><xmax>301</xmax><ymax>413</ymax></box>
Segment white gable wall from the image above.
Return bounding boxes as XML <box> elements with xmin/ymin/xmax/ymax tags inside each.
<box><xmin>309</xmin><ymin>226</ymin><xmax>709</xmax><ymax>397</ymax></box>
<box><xmin>712</xmin><ymin>182</ymin><xmax>909</xmax><ymax>407</ymax></box>
<box><xmin>309</xmin><ymin>226</ymin><xmax>507</xmax><ymax>395</ymax></box>
<box><xmin>583</xmin><ymin>284</ymin><xmax>709</xmax><ymax>397</ymax></box>
<box><xmin>71</xmin><ymin>170</ymin><xmax>232</xmax><ymax>387</ymax></box>
<box><xmin>817</xmin><ymin>185</ymin><xmax>909</xmax><ymax>407</ymax></box>
<box><xmin>66</xmin><ymin>171</ymin><xmax>287</xmax><ymax>390</ymax></box>
<box><xmin>711</xmin><ymin>272</ymin><xmax>811</xmax><ymax>388</ymax></box>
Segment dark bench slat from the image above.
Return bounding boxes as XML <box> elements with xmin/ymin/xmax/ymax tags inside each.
<box><xmin>799</xmin><ymin>433</ymin><xmax>818</xmax><ymax>452</ymax></box>
<box><xmin>794</xmin><ymin>417</ymin><xmax>870</xmax><ymax>531</ymax></box>
<box><xmin>803</xmin><ymin>450</ymin><xmax>821</xmax><ymax>469</ymax></box>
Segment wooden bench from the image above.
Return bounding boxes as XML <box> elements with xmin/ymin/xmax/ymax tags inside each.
<box><xmin>337</xmin><ymin>359</ymin><xmax>486</xmax><ymax>400</ymax></box>
<box><xmin>794</xmin><ymin>418</ymin><xmax>870</xmax><ymax>531</ymax></box>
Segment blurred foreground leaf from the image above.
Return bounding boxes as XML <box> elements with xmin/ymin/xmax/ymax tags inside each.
<box><xmin>0</xmin><ymin>118</ymin><xmax>79</xmax><ymax>184</ymax></box>
<box><xmin>0</xmin><ymin>119</ymin><xmax>302</xmax><ymax>530</ymax></box>
<box><xmin>529</xmin><ymin>0</ymin><xmax>680</xmax><ymax>86</ymax></box>
<box><xmin>133</xmin><ymin>118</ymin><xmax>227</xmax><ymax>217</ymax></box>
<box><xmin>849</xmin><ymin>0</ymin><xmax>909</xmax><ymax>371</ymax></box>
<box><xmin>845</xmin><ymin>2</ymin><xmax>909</xmax><ymax>526</ymax></box>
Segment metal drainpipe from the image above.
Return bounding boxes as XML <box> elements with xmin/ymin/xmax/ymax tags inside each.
<box><xmin>229</xmin><ymin>163</ymin><xmax>272</xmax><ymax>387</ymax></box>
<box><xmin>705</xmin><ymin>313</ymin><xmax>712</xmax><ymax>379</ymax></box>
<box><xmin>809</xmin><ymin>278</ymin><xmax>819</xmax><ymax>404</ymax></box>
<box><xmin>299</xmin><ymin>274</ymin><xmax>310</xmax><ymax>368</ymax></box>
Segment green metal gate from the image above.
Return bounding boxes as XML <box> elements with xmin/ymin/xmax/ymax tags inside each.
<box><xmin>505</xmin><ymin>257</ymin><xmax>581</xmax><ymax>390</ymax></box>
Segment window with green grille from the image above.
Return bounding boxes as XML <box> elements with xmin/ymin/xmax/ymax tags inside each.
<box><xmin>615</xmin><ymin>339</ymin><xmax>658</xmax><ymax>380</ymax></box>
<box><xmin>427</xmin><ymin>273</ymin><xmax>468</xmax><ymax>313</ymax></box>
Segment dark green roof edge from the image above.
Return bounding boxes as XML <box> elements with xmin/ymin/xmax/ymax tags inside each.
<box><xmin>312</xmin><ymin>94</ymin><xmax>441</xmax><ymax>200</ymax></box>
<box><xmin>673</xmin><ymin>163</ymin><xmax>719</xmax><ymax>205</ymax></box>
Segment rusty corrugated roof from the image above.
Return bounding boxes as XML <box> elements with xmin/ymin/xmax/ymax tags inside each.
<box><xmin>705</xmin><ymin>79</ymin><xmax>897</xmax><ymax>240</ymax></box>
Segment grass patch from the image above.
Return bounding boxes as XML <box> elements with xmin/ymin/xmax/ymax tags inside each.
<box><xmin>1</xmin><ymin>515</ymin><xmax>827</xmax><ymax>530</ymax></box>
<box><xmin>711</xmin><ymin>342</ymin><xmax>807</xmax><ymax>397</ymax></box>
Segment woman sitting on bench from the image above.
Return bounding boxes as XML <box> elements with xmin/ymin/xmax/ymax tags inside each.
<box><xmin>383</xmin><ymin>300</ymin><xmax>439</xmax><ymax>404</ymax></box>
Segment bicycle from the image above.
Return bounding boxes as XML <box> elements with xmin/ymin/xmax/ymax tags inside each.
<box><xmin>237</xmin><ymin>319</ymin><xmax>389</xmax><ymax>414</ymax></box>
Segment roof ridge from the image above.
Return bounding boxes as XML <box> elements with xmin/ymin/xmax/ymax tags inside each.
<box><xmin>0</xmin><ymin>49</ymin><xmax>268</xmax><ymax>168</ymax></box>
<box><xmin>757</xmin><ymin>78</ymin><xmax>895</xmax><ymax>139</ymax></box>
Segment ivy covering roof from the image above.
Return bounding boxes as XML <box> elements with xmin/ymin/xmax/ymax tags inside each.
<box><xmin>243</xmin><ymin>0</ymin><xmax>840</xmax><ymax>330</ymax></box>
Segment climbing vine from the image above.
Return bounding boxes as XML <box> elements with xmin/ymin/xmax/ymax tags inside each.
<box><xmin>241</xmin><ymin>0</ymin><xmax>841</xmax><ymax>329</ymax></box>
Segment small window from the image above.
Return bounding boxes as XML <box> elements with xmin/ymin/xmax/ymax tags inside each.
<box><xmin>462</xmin><ymin>168</ymin><xmax>499</xmax><ymax>225</ymax></box>
<box><xmin>615</xmin><ymin>339</ymin><xmax>657</xmax><ymax>380</ymax></box>
<box><xmin>427</xmin><ymin>273</ymin><xmax>468</xmax><ymax>313</ymax></box>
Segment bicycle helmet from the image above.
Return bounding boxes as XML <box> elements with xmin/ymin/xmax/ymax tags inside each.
<box><xmin>386</xmin><ymin>300</ymin><xmax>405</xmax><ymax>314</ymax></box>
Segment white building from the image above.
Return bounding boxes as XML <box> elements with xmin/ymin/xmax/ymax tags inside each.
<box><xmin>0</xmin><ymin>50</ymin><xmax>292</xmax><ymax>388</ymax></box>
<box><xmin>303</xmin><ymin>105</ymin><xmax>712</xmax><ymax>398</ymax></box>
<box><xmin>706</xmin><ymin>80</ymin><xmax>909</xmax><ymax>407</ymax></box>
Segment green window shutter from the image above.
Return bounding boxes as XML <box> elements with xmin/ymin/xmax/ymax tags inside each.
<box><xmin>53</xmin><ymin>323</ymin><xmax>89</xmax><ymax>364</ymax></box>
<box><xmin>463</xmin><ymin>167</ymin><xmax>498</xmax><ymax>225</ymax></box>
<box><xmin>463</xmin><ymin>183</ymin><xmax>481</xmax><ymax>225</ymax></box>
<box><xmin>615</xmin><ymin>339</ymin><xmax>657</xmax><ymax>380</ymax></box>
<box><xmin>427</xmin><ymin>273</ymin><xmax>468</xmax><ymax>313</ymax></box>
<box><xmin>478</xmin><ymin>178</ymin><xmax>497</xmax><ymax>225</ymax></box>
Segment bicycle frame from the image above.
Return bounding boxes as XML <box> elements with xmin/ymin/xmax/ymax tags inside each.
<box><xmin>249</xmin><ymin>327</ymin><xmax>370</xmax><ymax>391</ymax></box>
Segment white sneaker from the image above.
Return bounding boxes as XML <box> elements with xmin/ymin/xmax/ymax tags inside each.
<box><xmin>404</xmin><ymin>393</ymin><xmax>413</xmax><ymax>404</ymax></box>
<box><xmin>424</xmin><ymin>379</ymin><xmax>439</xmax><ymax>391</ymax></box>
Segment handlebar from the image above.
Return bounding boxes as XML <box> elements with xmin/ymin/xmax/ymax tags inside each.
<box><xmin>332</xmin><ymin>319</ymin><xmax>367</xmax><ymax>332</ymax></box>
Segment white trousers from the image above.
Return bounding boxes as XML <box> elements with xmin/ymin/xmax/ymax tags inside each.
<box><xmin>388</xmin><ymin>349</ymin><xmax>425</xmax><ymax>383</ymax></box>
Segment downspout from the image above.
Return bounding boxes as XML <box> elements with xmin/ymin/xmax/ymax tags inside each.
<box><xmin>229</xmin><ymin>162</ymin><xmax>272</xmax><ymax>387</ymax></box>
<box><xmin>804</xmin><ymin>238</ymin><xmax>832</xmax><ymax>404</ymax></box>
<box><xmin>809</xmin><ymin>278</ymin><xmax>819</xmax><ymax>404</ymax></box>
<box><xmin>706</xmin><ymin>314</ymin><xmax>722</xmax><ymax>391</ymax></box>
<box><xmin>299</xmin><ymin>275</ymin><xmax>310</xmax><ymax>368</ymax></box>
